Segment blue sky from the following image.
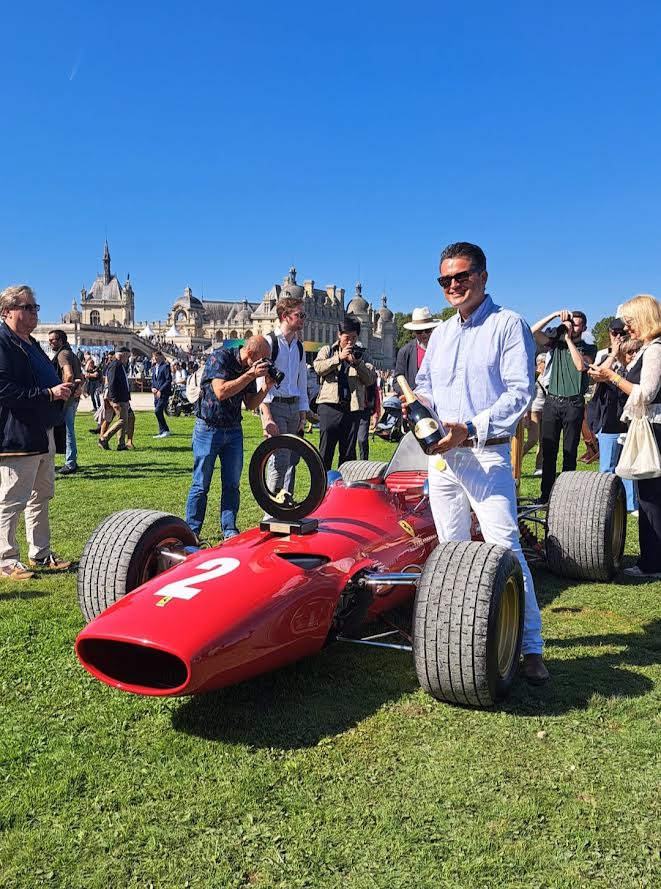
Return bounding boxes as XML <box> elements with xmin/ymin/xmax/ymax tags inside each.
<box><xmin>1</xmin><ymin>1</ymin><xmax>660</xmax><ymax>332</ymax></box>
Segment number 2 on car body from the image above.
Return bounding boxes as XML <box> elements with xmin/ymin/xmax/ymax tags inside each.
<box><xmin>154</xmin><ymin>557</ymin><xmax>240</xmax><ymax>602</ymax></box>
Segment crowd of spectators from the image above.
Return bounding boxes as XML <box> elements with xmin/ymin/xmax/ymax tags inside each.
<box><xmin>2</xmin><ymin>277</ymin><xmax>661</xmax><ymax>586</ymax></box>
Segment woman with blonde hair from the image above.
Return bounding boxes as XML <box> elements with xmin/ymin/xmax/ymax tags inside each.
<box><xmin>589</xmin><ymin>294</ymin><xmax>661</xmax><ymax>577</ymax></box>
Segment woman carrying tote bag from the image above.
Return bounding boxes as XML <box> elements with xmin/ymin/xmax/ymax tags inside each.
<box><xmin>589</xmin><ymin>294</ymin><xmax>661</xmax><ymax>577</ymax></box>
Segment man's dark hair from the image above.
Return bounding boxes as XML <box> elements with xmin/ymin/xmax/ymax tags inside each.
<box><xmin>439</xmin><ymin>242</ymin><xmax>487</xmax><ymax>272</ymax></box>
<box><xmin>339</xmin><ymin>315</ymin><xmax>361</xmax><ymax>337</ymax></box>
<box><xmin>152</xmin><ymin>350</ymin><xmax>164</xmax><ymax>360</ymax></box>
<box><xmin>48</xmin><ymin>328</ymin><xmax>67</xmax><ymax>344</ymax></box>
<box><xmin>571</xmin><ymin>311</ymin><xmax>587</xmax><ymax>326</ymax></box>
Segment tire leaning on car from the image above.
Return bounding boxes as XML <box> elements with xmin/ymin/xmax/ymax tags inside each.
<box><xmin>413</xmin><ymin>541</ymin><xmax>524</xmax><ymax>708</ymax></box>
<box><xmin>546</xmin><ymin>471</ymin><xmax>626</xmax><ymax>581</ymax></box>
<box><xmin>77</xmin><ymin>509</ymin><xmax>198</xmax><ymax>623</ymax></box>
<box><xmin>337</xmin><ymin>460</ymin><xmax>389</xmax><ymax>484</ymax></box>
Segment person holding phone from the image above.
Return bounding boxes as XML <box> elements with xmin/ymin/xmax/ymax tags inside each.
<box><xmin>0</xmin><ymin>286</ymin><xmax>73</xmax><ymax>579</ymax></box>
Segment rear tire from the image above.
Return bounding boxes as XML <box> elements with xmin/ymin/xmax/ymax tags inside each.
<box><xmin>546</xmin><ymin>471</ymin><xmax>626</xmax><ymax>580</ymax></box>
<box><xmin>413</xmin><ymin>541</ymin><xmax>524</xmax><ymax>708</ymax></box>
<box><xmin>77</xmin><ymin>509</ymin><xmax>197</xmax><ymax>622</ymax></box>
<box><xmin>338</xmin><ymin>460</ymin><xmax>388</xmax><ymax>484</ymax></box>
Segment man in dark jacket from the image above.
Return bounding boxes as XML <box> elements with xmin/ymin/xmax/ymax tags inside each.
<box><xmin>393</xmin><ymin>307</ymin><xmax>440</xmax><ymax>394</ymax></box>
<box><xmin>98</xmin><ymin>349</ymin><xmax>131</xmax><ymax>451</ymax></box>
<box><xmin>0</xmin><ymin>285</ymin><xmax>73</xmax><ymax>579</ymax></box>
<box><xmin>151</xmin><ymin>350</ymin><xmax>172</xmax><ymax>438</ymax></box>
<box><xmin>48</xmin><ymin>329</ymin><xmax>83</xmax><ymax>475</ymax></box>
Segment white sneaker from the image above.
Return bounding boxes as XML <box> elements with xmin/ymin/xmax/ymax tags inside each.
<box><xmin>153</xmin><ymin>431</ymin><xmax>171</xmax><ymax>439</ymax></box>
<box><xmin>533</xmin><ymin>469</ymin><xmax>543</xmax><ymax>477</ymax></box>
<box><xmin>629</xmin><ymin>510</ymin><xmax>639</xmax><ymax>518</ymax></box>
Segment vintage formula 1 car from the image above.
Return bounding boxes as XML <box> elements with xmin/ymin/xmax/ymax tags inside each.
<box><xmin>75</xmin><ymin>433</ymin><xmax>626</xmax><ymax>709</ymax></box>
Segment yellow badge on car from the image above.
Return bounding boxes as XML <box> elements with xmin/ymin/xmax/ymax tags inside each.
<box><xmin>156</xmin><ymin>596</ymin><xmax>172</xmax><ymax>608</ymax></box>
<box><xmin>434</xmin><ymin>457</ymin><xmax>447</xmax><ymax>472</ymax></box>
<box><xmin>399</xmin><ymin>520</ymin><xmax>416</xmax><ymax>537</ymax></box>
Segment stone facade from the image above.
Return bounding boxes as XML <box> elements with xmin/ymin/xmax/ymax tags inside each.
<box><xmin>145</xmin><ymin>267</ymin><xmax>396</xmax><ymax>367</ymax></box>
<box><xmin>37</xmin><ymin>245</ymin><xmax>397</xmax><ymax>367</ymax></box>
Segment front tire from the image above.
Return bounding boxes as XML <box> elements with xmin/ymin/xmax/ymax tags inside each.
<box><xmin>77</xmin><ymin>509</ymin><xmax>197</xmax><ymax>622</ymax></box>
<box><xmin>338</xmin><ymin>460</ymin><xmax>388</xmax><ymax>484</ymax></box>
<box><xmin>413</xmin><ymin>541</ymin><xmax>524</xmax><ymax>708</ymax></box>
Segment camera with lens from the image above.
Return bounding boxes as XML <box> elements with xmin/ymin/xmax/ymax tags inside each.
<box><xmin>350</xmin><ymin>342</ymin><xmax>365</xmax><ymax>361</ymax></box>
<box><xmin>265</xmin><ymin>360</ymin><xmax>285</xmax><ymax>386</ymax></box>
<box><xmin>548</xmin><ymin>314</ymin><xmax>573</xmax><ymax>342</ymax></box>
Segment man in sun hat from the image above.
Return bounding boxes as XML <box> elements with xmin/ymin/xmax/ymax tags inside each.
<box><xmin>393</xmin><ymin>307</ymin><xmax>440</xmax><ymax>394</ymax></box>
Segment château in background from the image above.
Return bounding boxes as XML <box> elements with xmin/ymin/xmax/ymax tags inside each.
<box><xmin>36</xmin><ymin>242</ymin><xmax>396</xmax><ymax>367</ymax></box>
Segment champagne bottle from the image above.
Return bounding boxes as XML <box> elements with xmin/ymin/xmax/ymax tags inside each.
<box><xmin>396</xmin><ymin>375</ymin><xmax>444</xmax><ymax>454</ymax></box>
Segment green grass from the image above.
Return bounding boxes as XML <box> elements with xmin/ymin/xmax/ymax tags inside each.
<box><xmin>1</xmin><ymin>411</ymin><xmax>660</xmax><ymax>889</ymax></box>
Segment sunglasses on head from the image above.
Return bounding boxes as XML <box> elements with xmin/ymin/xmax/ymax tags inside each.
<box><xmin>437</xmin><ymin>268</ymin><xmax>481</xmax><ymax>290</ymax></box>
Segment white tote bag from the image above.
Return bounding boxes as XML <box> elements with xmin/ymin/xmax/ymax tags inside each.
<box><xmin>616</xmin><ymin>415</ymin><xmax>661</xmax><ymax>480</ymax></box>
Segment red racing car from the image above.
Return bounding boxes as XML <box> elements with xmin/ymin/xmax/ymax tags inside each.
<box><xmin>75</xmin><ymin>433</ymin><xmax>625</xmax><ymax>709</ymax></box>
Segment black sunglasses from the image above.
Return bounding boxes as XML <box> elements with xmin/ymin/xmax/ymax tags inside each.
<box><xmin>11</xmin><ymin>303</ymin><xmax>40</xmax><ymax>312</ymax></box>
<box><xmin>437</xmin><ymin>268</ymin><xmax>482</xmax><ymax>290</ymax></box>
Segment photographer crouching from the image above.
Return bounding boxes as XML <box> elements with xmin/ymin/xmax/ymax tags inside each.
<box><xmin>531</xmin><ymin>309</ymin><xmax>596</xmax><ymax>503</ymax></box>
<box><xmin>314</xmin><ymin>316</ymin><xmax>376</xmax><ymax>469</ymax></box>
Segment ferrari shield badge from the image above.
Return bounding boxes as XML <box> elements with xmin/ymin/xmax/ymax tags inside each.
<box><xmin>399</xmin><ymin>520</ymin><xmax>416</xmax><ymax>537</ymax></box>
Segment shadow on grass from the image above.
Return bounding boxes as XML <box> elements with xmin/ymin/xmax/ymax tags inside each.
<box><xmin>0</xmin><ymin>589</ymin><xmax>50</xmax><ymax>601</ymax></box>
<box><xmin>70</xmin><ymin>462</ymin><xmax>192</xmax><ymax>480</ymax></box>
<box><xmin>172</xmin><ymin>644</ymin><xmax>418</xmax><ymax>749</ymax></box>
<box><xmin>507</xmin><ymin>618</ymin><xmax>659</xmax><ymax>715</ymax></box>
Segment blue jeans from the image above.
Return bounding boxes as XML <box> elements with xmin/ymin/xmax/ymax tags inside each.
<box><xmin>597</xmin><ymin>431</ymin><xmax>637</xmax><ymax>512</ymax></box>
<box><xmin>185</xmin><ymin>420</ymin><xmax>243</xmax><ymax>538</ymax></box>
<box><xmin>64</xmin><ymin>400</ymin><xmax>79</xmax><ymax>469</ymax></box>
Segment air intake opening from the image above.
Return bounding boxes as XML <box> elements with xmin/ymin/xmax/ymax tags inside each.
<box><xmin>78</xmin><ymin>639</ymin><xmax>189</xmax><ymax>691</ymax></box>
<box><xmin>275</xmin><ymin>553</ymin><xmax>331</xmax><ymax>570</ymax></box>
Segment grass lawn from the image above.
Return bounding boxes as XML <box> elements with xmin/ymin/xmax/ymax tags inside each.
<box><xmin>1</xmin><ymin>410</ymin><xmax>660</xmax><ymax>889</ymax></box>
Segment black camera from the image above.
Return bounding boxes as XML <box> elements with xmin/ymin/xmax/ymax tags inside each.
<box><xmin>548</xmin><ymin>314</ymin><xmax>573</xmax><ymax>341</ymax></box>
<box><xmin>350</xmin><ymin>343</ymin><xmax>365</xmax><ymax>361</ymax></box>
<box><xmin>265</xmin><ymin>361</ymin><xmax>285</xmax><ymax>385</ymax></box>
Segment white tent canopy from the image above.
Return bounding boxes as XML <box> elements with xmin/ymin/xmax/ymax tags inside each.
<box><xmin>139</xmin><ymin>323</ymin><xmax>155</xmax><ymax>338</ymax></box>
<box><xmin>165</xmin><ymin>324</ymin><xmax>182</xmax><ymax>339</ymax></box>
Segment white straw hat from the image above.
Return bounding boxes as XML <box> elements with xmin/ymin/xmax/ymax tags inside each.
<box><xmin>403</xmin><ymin>307</ymin><xmax>441</xmax><ymax>331</ymax></box>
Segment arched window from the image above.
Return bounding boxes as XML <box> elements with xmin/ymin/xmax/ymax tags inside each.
<box><xmin>244</xmin><ymin>329</ymin><xmax>253</xmax><ymax>339</ymax></box>
<box><xmin>215</xmin><ymin>330</ymin><xmax>223</xmax><ymax>342</ymax></box>
<box><xmin>175</xmin><ymin>310</ymin><xmax>187</xmax><ymax>324</ymax></box>
<box><xmin>90</xmin><ymin>310</ymin><xmax>100</xmax><ymax>326</ymax></box>
<box><xmin>230</xmin><ymin>330</ymin><xmax>238</xmax><ymax>339</ymax></box>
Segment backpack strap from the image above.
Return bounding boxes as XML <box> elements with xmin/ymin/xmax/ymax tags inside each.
<box><xmin>268</xmin><ymin>330</ymin><xmax>304</xmax><ymax>362</ymax></box>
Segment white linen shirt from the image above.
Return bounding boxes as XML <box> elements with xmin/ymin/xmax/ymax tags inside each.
<box><xmin>414</xmin><ymin>295</ymin><xmax>535</xmax><ymax>448</ymax></box>
<box><xmin>259</xmin><ymin>330</ymin><xmax>310</xmax><ymax>411</ymax></box>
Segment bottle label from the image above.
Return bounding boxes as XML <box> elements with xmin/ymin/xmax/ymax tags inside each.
<box><xmin>414</xmin><ymin>418</ymin><xmax>439</xmax><ymax>439</ymax></box>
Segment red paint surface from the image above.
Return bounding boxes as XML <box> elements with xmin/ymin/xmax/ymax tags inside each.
<box><xmin>75</xmin><ymin>475</ymin><xmax>438</xmax><ymax>696</ymax></box>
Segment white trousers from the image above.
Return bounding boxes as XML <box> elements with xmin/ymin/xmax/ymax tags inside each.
<box><xmin>0</xmin><ymin>431</ymin><xmax>55</xmax><ymax>566</ymax></box>
<box><xmin>428</xmin><ymin>443</ymin><xmax>543</xmax><ymax>655</ymax></box>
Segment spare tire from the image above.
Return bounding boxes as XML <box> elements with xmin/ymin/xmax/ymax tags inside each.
<box><xmin>413</xmin><ymin>541</ymin><xmax>524</xmax><ymax>708</ymax></box>
<box><xmin>77</xmin><ymin>509</ymin><xmax>197</xmax><ymax>622</ymax></box>
<box><xmin>338</xmin><ymin>460</ymin><xmax>388</xmax><ymax>485</ymax></box>
<box><xmin>546</xmin><ymin>471</ymin><xmax>626</xmax><ymax>580</ymax></box>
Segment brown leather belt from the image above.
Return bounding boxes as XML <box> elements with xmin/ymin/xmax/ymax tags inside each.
<box><xmin>458</xmin><ymin>436</ymin><xmax>511</xmax><ymax>449</ymax></box>
<box><xmin>272</xmin><ymin>396</ymin><xmax>298</xmax><ymax>404</ymax></box>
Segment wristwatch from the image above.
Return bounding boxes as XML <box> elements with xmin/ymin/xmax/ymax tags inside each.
<box><xmin>465</xmin><ymin>420</ymin><xmax>477</xmax><ymax>440</ymax></box>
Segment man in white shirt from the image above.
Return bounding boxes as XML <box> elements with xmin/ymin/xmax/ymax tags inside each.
<box><xmin>412</xmin><ymin>241</ymin><xmax>548</xmax><ymax>684</ymax></box>
<box><xmin>259</xmin><ymin>294</ymin><xmax>309</xmax><ymax>501</ymax></box>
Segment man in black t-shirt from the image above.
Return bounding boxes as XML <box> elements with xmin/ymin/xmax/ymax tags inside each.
<box><xmin>531</xmin><ymin>309</ymin><xmax>597</xmax><ymax>502</ymax></box>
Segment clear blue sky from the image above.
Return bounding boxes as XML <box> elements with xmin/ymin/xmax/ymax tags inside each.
<box><xmin>2</xmin><ymin>1</ymin><xmax>660</xmax><ymax>332</ymax></box>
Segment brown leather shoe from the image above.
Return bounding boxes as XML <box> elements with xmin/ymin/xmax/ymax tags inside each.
<box><xmin>519</xmin><ymin>653</ymin><xmax>550</xmax><ymax>685</ymax></box>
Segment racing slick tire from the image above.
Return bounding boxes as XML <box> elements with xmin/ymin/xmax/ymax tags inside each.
<box><xmin>546</xmin><ymin>471</ymin><xmax>626</xmax><ymax>581</ymax></box>
<box><xmin>413</xmin><ymin>541</ymin><xmax>524</xmax><ymax>708</ymax></box>
<box><xmin>338</xmin><ymin>460</ymin><xmax>388</xmax><ymax>484</ymax></box>
<box><xmin>77</xmin><ymin>509</ymin><xmax>197</xmax><ymax>623</ymax></box>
